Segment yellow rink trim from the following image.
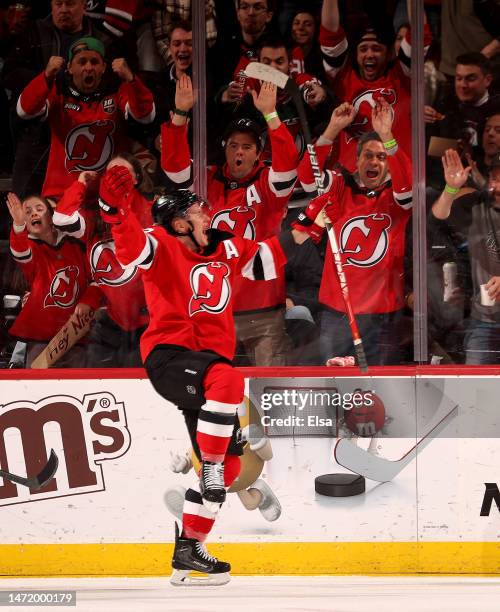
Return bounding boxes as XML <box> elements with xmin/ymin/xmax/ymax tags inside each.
<box><xmin>0</xmin><ymin>542</ymin><xmax>499</xmax><ymax>576</ymax></box>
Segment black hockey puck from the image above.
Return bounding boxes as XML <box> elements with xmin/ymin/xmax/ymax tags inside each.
<box><xmin>315</xmin><ymin>473</ymin><xmax>366</xmax><ymax>497</ymax></box>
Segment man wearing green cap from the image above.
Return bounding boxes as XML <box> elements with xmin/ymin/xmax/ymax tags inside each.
<box><xmin>16</xmin><ymin>36</ymin><xmax>155</xmax><ymax>200</ymax></box>
<box><xmin>3</xmin><ymin>0</ymin><xmax>116</xmax><ymax>197</ymax></box>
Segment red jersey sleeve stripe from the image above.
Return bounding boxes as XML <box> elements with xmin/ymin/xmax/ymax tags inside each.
<box><xmin>241</xmin><ymin>242</ymin><xmax>278</xmax><ymax>281</ymax></box>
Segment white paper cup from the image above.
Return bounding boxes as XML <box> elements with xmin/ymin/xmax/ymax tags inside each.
<box><xmin>480</xmin><ymin>284</ymin><xmax>496</xmax><ymax>307</ymax></box>
<box><xmin>3</xmin><ymin>295</ymin><xmax>20</xmax><ymax>309</ymax></box>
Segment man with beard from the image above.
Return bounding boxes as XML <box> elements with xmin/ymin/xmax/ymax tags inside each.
<box><xmin>319</xmin><ymin>0</ymin><xmax>430</xmax><ymax>170</ymax></box>
<box><xmin>16</xmin><ymin>37</ymin><xmax>155</xmax><ymax>200</ymax></box>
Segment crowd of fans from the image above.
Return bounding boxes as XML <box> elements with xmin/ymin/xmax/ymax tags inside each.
<box><xmin>0</xmin><ymin>0</ymin><xmax>498</xmax><ymax>368</ymax></box>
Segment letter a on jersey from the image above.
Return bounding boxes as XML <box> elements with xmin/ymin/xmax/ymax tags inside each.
<box><xmin>189</xmin><ymin>262</ymin><xmax>231</xmax><ymax>316</ymax></box>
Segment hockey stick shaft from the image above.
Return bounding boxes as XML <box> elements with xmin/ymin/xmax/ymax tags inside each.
<box><xmin>325</xmin><ymin>222</ymin><xmax>368</xmax><ymax>372</ymax></box>
<box><xmin>286</xmin><ymin>80</ymin><xmax>368</xmax><ymax>372</ymax></box>
<box><xmin>0</xmin><ymin>449</ymin><xmax>59</xmax><ymax>490</ymax></box>
<box><xmin>244</xmin><ymin>62</ymin><xmax>369</xmax><ymax>370</ymax></box>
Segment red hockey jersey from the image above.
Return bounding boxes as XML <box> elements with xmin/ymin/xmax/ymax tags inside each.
<box><xmin>161</xmin><ymin>121</ymin><xmax>298</xmax><ymax>312</ymax></box>
<box><xmin>319</xmin><ymin>25</ymin><xmax>430</xmax><ymax>170</ymax></box>
<box><xmin>9</xmin><ymin>227</ymin><xmax>100</xmax><ymax>342</ymax></box>
<box><xmin>53</xmin><ymin>180</ymin><xmax>152</xmax><ymax>331</ymax></box>
<box><xmin>293</xmin><ymin>147</ymin><xmax>413</xmax><ymax>314</ymax></box>
<box><xmin>289</xmin><ymin>46</ymin><xmax>306</xmax><ymax>78</ymax></box>
<box><xmin>17</xmin><ymin>72</ymin><xmax>155</xmax><ymax>199</ymax></box>
<box><xmin>103</xmin><ymin>0</ymin><xmax>160</xmax><ymax>37</ymax></box>
<box><xmin>111</xmin><ymin>213</ymin><xmax>288</xmax><ymax>362</ymax></box>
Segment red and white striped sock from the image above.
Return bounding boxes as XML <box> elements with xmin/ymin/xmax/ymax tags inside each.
<box><xmin>181</xmin><ymin>488</ymin><xmax>217</xmax><ymax>541</ymax></box>
<box><xmin>196</xmin><ymin>363</ymin><xmax>244</xmax><ymax>462</ymax></box>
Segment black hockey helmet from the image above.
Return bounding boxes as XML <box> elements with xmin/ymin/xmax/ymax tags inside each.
<box><xmin>152</xmin><ymin>189</ymin><xmax>207</xmax><ymax>234</ymax></box>
<box><xmin>221</xmin><ymin>118</ymin><xmax>264</xmax><ymax>152</ymax></box>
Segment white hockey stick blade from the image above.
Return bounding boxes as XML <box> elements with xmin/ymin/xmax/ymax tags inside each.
<box><xmin>244</xmin><ymin>62</ymin><xmax>290</xmax><ymax>89</ymax></box>
<box><xmin>334</xmin><ymin>405</ymin><xmax>458</xmax><ymax>482</ymax></box>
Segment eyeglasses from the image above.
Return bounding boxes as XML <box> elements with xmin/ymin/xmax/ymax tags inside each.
<box><xmin>238</xmin><ymin>3</ymin><xmax>268</xmax><ymax>14</ymax></box>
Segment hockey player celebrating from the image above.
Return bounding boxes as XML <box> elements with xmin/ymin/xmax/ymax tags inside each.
<box><xmin>98</xmin><ymin>177</ymin><xmax>317</xmax><ymax>585</ymax></box>
<box><xmin>161</xmin><ymin>74</ymin><xmax>298</xmax><ymax>365</ymax></box>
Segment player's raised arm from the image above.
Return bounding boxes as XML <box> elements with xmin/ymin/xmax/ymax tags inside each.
<box><xmin>52</xmin><ymin>172</ymin><xmax>98</xmax><ymax>240</ymax></box>
<box><xmin>98</xmin><ymin>166</ymin><xmax>157</xmax><ymax>268</ymax></box>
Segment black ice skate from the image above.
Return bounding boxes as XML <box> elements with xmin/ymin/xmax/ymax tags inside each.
<box><xmin>170</xmin><ymin>523</ymin><xmax>231</xmax><ymax>586</ymax></box>
<box><xmin>199</xmin><ymin>460</ymin><xmax>226</xmax><ymax>512</ymax></box>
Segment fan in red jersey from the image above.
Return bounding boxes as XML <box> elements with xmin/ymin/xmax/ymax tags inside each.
<box><xmin>318</xmin><ymin>0</ymin><xmax>430</xmax><ymax>171</ymax></box>
<box><xmin>161</xmin><ymin>74</ymin><xmax>299</xmax><ymax>366</ymax></box>
<box><xmin>16</xmin><ymin>36</ymin><xmax>155</xmax><ymax>200</ymax></box>
<box><xmin>97</xmin><ymin>171</ymin><xmax>316</xmax><ymax>584</ymax></box>
<box><xmin>293</xmin><ymin>98</ymin><xmax>412</xmax><ymax>365</ymax></box>
<box><xmin>52</xmin><ymin>154</ymin><xmax>153</xmax><ymax>367</ymax></box>
<box><xmin>5</xmin><ymin>192</ymin><xmax>100</xmax><ymax>368</ymax></box>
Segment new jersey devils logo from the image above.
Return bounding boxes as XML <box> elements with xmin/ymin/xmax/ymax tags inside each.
<box><xmin>345</xmin><ymin>88</ymin><xmax>397</xmax><ymax>143</ymax></box>
<box><xmin>65</xmin><ymin>120</ymin><xmax>115</xmax><ymax>173</ymax></box>
<box><xmin>90</xmin><ymin>241</ymin><xmax>137</xmax><ymax>286</ymax></box>
<box><xmin>211</xmin><ymin>206</ymin><xmax>256</xmax><ymax>240</ymax></box>
<box><xmin>340</xmin><ymin>214</ymin><xmax>392</xmax><ymax>267</ymax></box>
<box><xmin>44</xmin><ymin>266</ymin><xmax>80</xmax><ymax>308</ymax></box>
<box><xmin>189</xmin><ymin>262</ymin><xmax>231</xmax><ymax>316</ymax></box>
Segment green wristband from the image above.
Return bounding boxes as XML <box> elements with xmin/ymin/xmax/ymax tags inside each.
<box><xmin>173</xmin><ymin>108</ymin><xmax>189</xmax><ymax>117</ymax></box>
<box><xmin>264</xmin><ymin>111</ymin><xmax>278</xmax><ymax>122</ymax></box>
<box><xmin>444</xmin><ymin>184</ymin><xmax>460</xmax><ymax>195</ymax></box>
<box><xmin>382</xmin><ymin>138</ymin><xmax>397</xmax><ymax>149</ymax></box>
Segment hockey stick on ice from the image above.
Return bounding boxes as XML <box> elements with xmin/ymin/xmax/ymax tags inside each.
<box><xmin>0</xmin><ymin>449</ymin><xmax>59</xmax><ymax>490</ymax></box>
<box><xmin>244</xmin><ymin>63</ymin><xmax>368</xmax><ymax>372</ymax></box>
<box><xmin>334</xmin><ymin>405</ymin><xmax>458</xmax><ymax>482</ymax></box>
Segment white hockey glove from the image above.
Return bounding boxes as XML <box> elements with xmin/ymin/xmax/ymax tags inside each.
<box><xmin>169</xmin><ymin>450</ymin><xmax>193</xmax><ymax>474</ymax></box>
